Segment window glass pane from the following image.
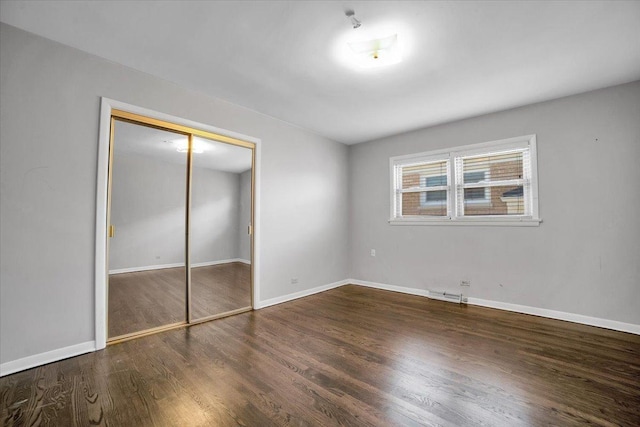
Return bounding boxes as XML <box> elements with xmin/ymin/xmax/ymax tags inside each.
<box><xmin>402</xmin><ymin>192</ymin><xmax>447</xmax><ymax>216</ymax></box>
<box><xmin>425</xmin><ymin>175</ymin><xmax>447</xmax><ymax>187</ymax></box>
<box><xmin>423</xmin><ymin>175</ymin><xmax>447</xmax><ymax>203</ymax></box>
<box><xmin>464</xmin><ymin>188</ymin><xmax>486</xmax><ymax>200</ymax></box>
<box><xmin>401</xmin><ymin>161</ymin><xmax>447</xmax><ymax>190</ymax></box>
<box><xmin>462</xmin><ymin>171</ymin><xmax>488</xmax><ymax>201</ymax></box>
<box><xmin>463</xmin><ymin>171</ymin><xmax>485</xmax><ymax>183</ymax></box>
<box><xmin>425</xmin><ymin>190</ymin><xmax>446</xmax><ymax>202</ymax></box>
<box><xmin>463</xmin><ymin>185</ymin><xmax>524</xmax><ymax>216</ymax></box>
<box><xmin>463</xmin><ymin>151</ymin><xmax>523</xmax><ymax>182</ymax></box>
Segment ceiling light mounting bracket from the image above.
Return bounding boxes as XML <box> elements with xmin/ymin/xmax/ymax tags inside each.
<box><xmin>345</xmin><ymin>10</ymin><xmax>361</xmax><ymax>29</ymax></box>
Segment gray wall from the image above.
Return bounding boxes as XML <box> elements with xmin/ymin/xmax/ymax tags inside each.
<box><xmin>191</xmin><ymin>166</ymin><xmax>242</xmax><ymax>265</ymax></box>
<box><xmin>109</xmin><ymin>150</ymin><xmax>244</xmax><ymax>271</ymax></box>
<box><xmin>238</xmin><ymin>169</ymin><xmax>252</xmax><ymax>262</ymax></box>
<box><xmin>109</xmin><ymin>152</ymin><xmax>186</xmax><ymax>270</ymax></box>
<box><xmin>0</xmin><ymin>23</ymin><xmax>349</xmax><ymax>365</ymax></box>
<box><xmin>349</xmin><ymin>81</ymin><xmax>640</xmax><ymax>325</ymax></box>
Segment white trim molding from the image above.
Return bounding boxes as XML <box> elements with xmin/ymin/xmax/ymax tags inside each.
<box><xmin>349</xmin><ymin>279</ymin><xmax>430</xmax><ymax>298</ymax></box>
<box><xmin>348</xmin><ymin>279</ymin><xmax>640</xmax><ymax>335</ymax></box>
<box><xmin>109</xmin><ymin>262</ymin><xmax>184</xmax><ymax>275</ymax></box>
<box><xmin>255</xmin><ymin>279</ymin><xmax>350</xmax><ymax>309</ymax></box>
<box><xmin>467</xmin><ymin>297</ymin><xmax>640</xmax><ymax>335</ymax></box>
<box><xmin>0</xmin><ymin>341</ymin><xmax>96</xmax><ymax>377</ymax></box>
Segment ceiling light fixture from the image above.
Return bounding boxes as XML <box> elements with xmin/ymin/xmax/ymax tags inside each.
<box><xmin>341</xmin><ymin>10</ymin><xmax>402</xmax><ymax>69</ymax></box>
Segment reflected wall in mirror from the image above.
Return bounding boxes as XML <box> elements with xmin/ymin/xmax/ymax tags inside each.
<box><xmin>108</xmin><ymin>120</ymin><xmax>187</xmax><ymax>339</ymax></box>
<box><xmin>190</xmin><ymin>137</ymin><xmax>252</xmax><ymax>320</ymax></box>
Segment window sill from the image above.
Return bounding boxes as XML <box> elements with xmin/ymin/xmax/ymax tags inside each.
<box><xmin>388</xmin><ymin>217</ymin><xmax>542</xmax><ymax>227</ymax></box>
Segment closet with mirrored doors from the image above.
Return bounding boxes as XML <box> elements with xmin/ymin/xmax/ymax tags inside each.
<box><xmin>106</xmin><ymin>110</ymin><xmax>254</xmax><ymax>343</ymax></box>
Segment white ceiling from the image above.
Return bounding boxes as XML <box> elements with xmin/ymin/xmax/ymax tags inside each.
<box><xmin>2</xmin><ymin>1</ymin><xmax>639</xmax><ymax>144</ymax></box>
<box><xmin>114</xmin><ymin>120</ymin><xmax>252</xmax><ymax>174</ymax></box>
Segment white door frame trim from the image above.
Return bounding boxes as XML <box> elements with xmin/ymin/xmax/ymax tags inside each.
<box><xmin>95</xmin><ymin>97</ymin><xmax>262</xmax><ymax>349</ymax></box>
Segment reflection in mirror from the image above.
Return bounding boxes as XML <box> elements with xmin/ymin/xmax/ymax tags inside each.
<box><xmin>108</xmin><ymin>120</ymin><xmax>187</xmax><ymax>338</ymax></box>
<box><xmin>190</xmin><ymin>136</ymin><xmax>252</xmax><ymax>320</ymax></box>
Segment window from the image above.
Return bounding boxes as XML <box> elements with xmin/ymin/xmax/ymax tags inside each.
<box><xmin>390</xmin><ymin>135</ymin><xmax>540</xmax><ymax>226</ymax></box>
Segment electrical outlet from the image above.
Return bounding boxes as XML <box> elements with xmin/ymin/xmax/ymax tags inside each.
<box><xmin>291</xmin><ymin>278</ymin><xmax>298</xmax><ymax>284</ymax></box>
<box><xmin>460</xmin><ymin>280</ymin><xmax>471</xmax><ymax>287</ymax></box>
<box><xmin>370</xmin><ymin>249</ymin><xmax>376</xmax><ymax>257</ymax></box>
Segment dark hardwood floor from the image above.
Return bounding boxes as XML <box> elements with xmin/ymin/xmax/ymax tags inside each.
<box><xmin>191</xmin><ymin>263</ymin><xmax>251</xmax><ymax>320</ymax></box>
<box><xmin>3</xmin><ymin>285</ymin><xmax>639</xmax><ymax>426</ymax></box>
<box><xmin>108</xmin><ymin>262</ymin><xmax>251</xmax><ymax>338</ymax></box>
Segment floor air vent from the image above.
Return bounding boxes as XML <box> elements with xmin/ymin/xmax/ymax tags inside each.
<box><xmin>427</xmin><ymin>290</ymin><xmax>463</xmax><ymax>304</ymax></box>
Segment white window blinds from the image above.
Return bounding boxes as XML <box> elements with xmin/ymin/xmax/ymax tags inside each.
<box><xmin>393</xmin><ymin>158</ymin><xmax>450</xmax><ymax>218</ymax></box>
<box><xmin>455</xmin><ymin>149</ymin><xmax>531</xmax><ymax>217</ymax></box>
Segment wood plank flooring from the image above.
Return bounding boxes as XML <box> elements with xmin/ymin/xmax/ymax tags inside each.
<box><xmin>2</xmin><ymin>285</ymin><xmax>639</xmax><ymax>426</ymax></box>
<box><xmin>108</xmin><ymin>262</ymin><xmax>251</xmax><ymax>338</ymax></box>
<box><xmin>191</xmin><ymin>263</ymin><xmax>251</xmax><ymax>320</ymax></box>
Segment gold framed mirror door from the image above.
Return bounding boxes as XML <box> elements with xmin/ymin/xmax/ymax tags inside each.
<box><xmin>106</xmin><ymin>111</ymin><xmax>255</xmax><ymax>343</ymax></box>
<box><xmin>189</xmin><ymin>135</ymin><xmax>253</xmax><ymax>323</ymax></box>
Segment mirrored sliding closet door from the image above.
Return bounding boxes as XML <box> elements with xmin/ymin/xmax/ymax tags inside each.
<box><xmin>106</xmin><ymin>111</ymin><xmax>255</xmax><ymax>343</ymax></box>
<box><xmin>190</xmin><ymin>136</ymin><xmax>253</xmax><ymax>322</ymax></box>
<box><xmin>107</xmin><ymin>120</ymin><xmax>188</xmax><ymax>339</ymax></box>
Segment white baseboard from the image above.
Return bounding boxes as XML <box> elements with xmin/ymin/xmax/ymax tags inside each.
<box><xmin>192</xmin><ymin>259</ymin><xmax>249</xmax><ymax>268</ymax></box>
<box><xmin>109</xmin><ymin>262</ymin><xmax>183</xmax><ymax>274</ymax></box>
<box><xmin>349</xmin><ymin>279</ymin><xmax>431</xmax><ymax>298</ymax></box>
<box><xmin>467</xmin><ymin>297</ymin><xmax>640</xmax><ymax>335</ymax></box>
<box><xmin>256</xmin><ymin>279</ymin><xmax>350</xmax><ymax>309</ymax></box>
<box><xmin>109</xmin><ymin>258</ymin><xmax>250</xmax><ymax>274</ymax></box>
<box><xmin>348</xmin><ymin>278</ymin><xmax>640</xmax><ymax>335</ymax></box>
<box><xmin>1</xmin><ymin>341</ymin><xmax>96</xmax><ymax>377</ymax></box>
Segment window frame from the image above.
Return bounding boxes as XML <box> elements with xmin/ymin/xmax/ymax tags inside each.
<box><xmin>389</xmin><ymin>134</ymin><xmax>541</xmax><ymax>226</ymax></box>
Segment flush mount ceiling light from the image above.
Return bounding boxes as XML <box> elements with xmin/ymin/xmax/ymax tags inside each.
<box><xmin>337</xmin><ymin>10</ymin><xmax>403</xmax><ymax>70</ymax></box>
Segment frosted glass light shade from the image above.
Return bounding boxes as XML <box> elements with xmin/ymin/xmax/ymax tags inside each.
<box><xmin>348</xmin><ymin>34</ymin><xmax>401</xmax><ymax>68</ymax></box>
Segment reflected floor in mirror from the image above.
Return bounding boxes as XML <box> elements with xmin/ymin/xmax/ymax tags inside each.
<box><xmin>3</xmin><ymin>285</ymin><xmax>639</xmax><ymax>426</ymax></box>
<box><xmin>108</xmin><ymin>262</ymin><xmax>250</xmax><ymax>338</ymax></box>
<box><xmin>191</xmin><ymin>262</ymin><xmax>251</xmax><ymax>320</ymax></box>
